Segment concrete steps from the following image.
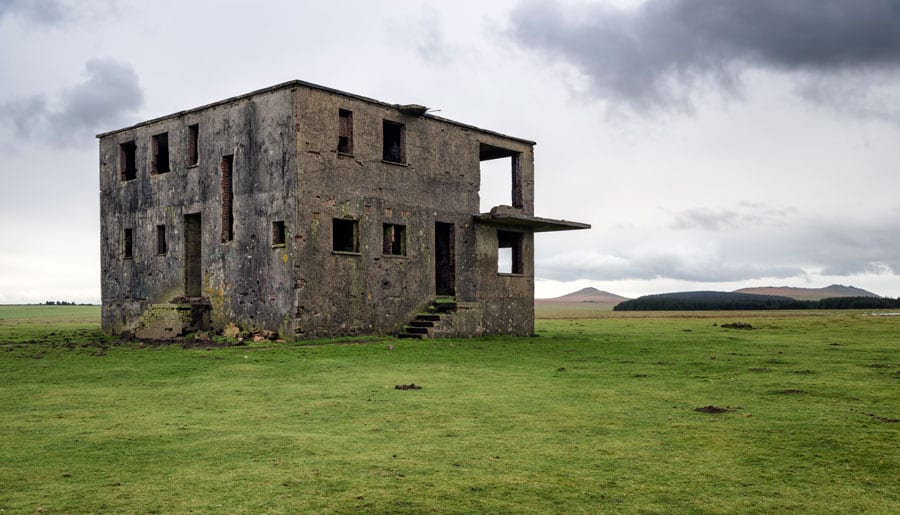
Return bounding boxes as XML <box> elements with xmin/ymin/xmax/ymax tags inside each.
<box><xmin>397</xmin><ymin>298</ymin><xmax>457</xmax><ymax>339</ymax></box>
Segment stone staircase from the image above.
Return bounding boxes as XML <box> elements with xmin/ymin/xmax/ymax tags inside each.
<box><xmin>397</xmin><ymin>297</ymin><xmax>457</xmax><ymax>339</ymax></box>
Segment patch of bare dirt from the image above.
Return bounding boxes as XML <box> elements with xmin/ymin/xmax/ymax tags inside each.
<box><xmin>394</xmin><ymin>384</ymin><xmax>422</xmax><ymax>390</ymax></box>
<box><xmin>775</xmin><ymin>389</ymin><xmax>805</xmax><ymax>395</ymax></box>
<box><xmin>694</xmin><ymin>405</ymin><xmax>732</xmax><ymax>413</ymax></box>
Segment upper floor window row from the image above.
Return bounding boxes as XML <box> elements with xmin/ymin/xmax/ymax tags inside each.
<box><xmin>336</xmin><ymin>109</ymin><xmax>407</xmax><ymax>165</ymax></box>
<box><xmin>119</xmin><ymin>124</ymin><xmax>200</xmax><ymax>181</ymax></box>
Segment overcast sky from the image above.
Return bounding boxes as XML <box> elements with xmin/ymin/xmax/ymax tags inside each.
<box><xmin>2</xmin><ymin>0</ymin><xmax>900</xmax><ymax>303</ymax></box>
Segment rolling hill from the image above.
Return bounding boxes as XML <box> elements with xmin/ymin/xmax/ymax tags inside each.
<box><xmin>734</xmin><ymin>284</ymin><xmax>879</xmax><ymax>300</ymax></box>
<box><xmin>537</xmin><ymin>287</ymin><xmax>630</xmax><ymax>303</ymax></box>
<box><xmin>535</xmin><ymin>287</ymin><xmax>630</xmax><ymax>313</ymax></box>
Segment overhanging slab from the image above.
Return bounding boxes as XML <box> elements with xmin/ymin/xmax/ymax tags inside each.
<box><xmin>474</xmin><ymin>212</ymin><xmax>591</xmax><ymax>232</ymax></box>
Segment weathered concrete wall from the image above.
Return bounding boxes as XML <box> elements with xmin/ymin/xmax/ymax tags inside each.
<box><xmin>288</xmin><ymin>87</ymin><xmax>537</xmax><ymax>338</ymax></box>
<box><xmin>100</xmin><ymin>81</ymin><xmax>542</xmax><ymax>340</ymax></box>
<box><xmin>473</xmin><ymin>223</ymin><xmax>535</xmax><ymax>336</ymax></box>
<box><xmin>99</xmin><ymin>87</ymin><xmax>296</xmax><ymax>336</ymax></box>
<box><xmin>290</xmin><ymin>87</ymin><xmax>477</xmax><ymax>337</ymax></box>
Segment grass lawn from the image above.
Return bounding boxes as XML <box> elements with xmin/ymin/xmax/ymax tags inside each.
<box><xmin>1</xmin><ymin>306</ymin><xmax>898</xmax><ymax>512</ymax></box>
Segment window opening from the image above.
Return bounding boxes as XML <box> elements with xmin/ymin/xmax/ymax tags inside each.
<box><xmin>221</xmin><ymin>155</ymin><xmax>234</xmax><ymax>242</ymax></box>
<box><xmin>479</xmin><ymin>144</ymin><xmax>523</xmax><ymax>213</ymax></box>
<box><xmin>156</xmin><ymin>225</ymin><xmax>167</xmax><ymax>255</ymax></box>
<box><xmin>382</xmin><ymin>223</ymin><xmax>406</xmax><ymax>256</ymax></box>
<box><xmin>120</xmin><ymin>141</ymin><xmax>137</xmax><ymax>181</ymax></box>
<box><xmin>497</xmin><ymin>230</ymin><xmax>523</xmax><ymax>274</ymax></box>
<box><xmin>187</xmin><ymin>124</ymin><xmax>199</xmax><ymax>166</ymax></box>
<box><xmin>338</xmin><ymin>109</ymin><xmax>353</xmax><ymax>154</ymax></box>
<box><xmin>123</xmin><ymin>228</ymin><xmax>134</xmax><ymax>259</ymax></box>
<box><xmin>272</xmin><ymin>220</ymin><xmax>286</xmax><ymax>246</ymax></box>
<box><xmin>382</xmin><ymin>120</ymin><xmax>406</xmax><ymax>163</ymax></box>
<box><xmin>151</xmin><ymin>132</ymin><xmax>170</xmax><ymax>174</ymax></box>
<box><xmin>332</xmin><ymin>218</ymin><xmax>359</xmax><ymax>253</ymax></box>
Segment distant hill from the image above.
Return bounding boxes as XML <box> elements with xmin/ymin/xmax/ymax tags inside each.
<box><xmin>535</xmin><ymin>287</ymin><xmax>631</xmax><ymax>317</ymax></box>
<box><xmin>537</xmin><ymin>287</ymin><xmax>630</xmax><ymax>304</ymax></box>
<box><xmin>614</xmin><ymin>290</ymin><xmax>900</xmax><ymax>311</ymax></box>
<box><xmin>614</xmin><ymin>291</ymin><xmax>798</xmax><ymax>311</ymax></box>
<box><xmin>734</xmin><ymin>284</ymin><xmax>879</xmax><ymax>300</ymax></box>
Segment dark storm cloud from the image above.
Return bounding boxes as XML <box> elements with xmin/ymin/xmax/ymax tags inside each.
<box><xmin>0</xmin><ymin>59</ymin><xmax>143</xmax><ymax>146</ymax></box>
<box><xmin>0</xmin><ymin>0</ymin><xmax>68</xmax><ymax>25</ymax></box>
<box><xmin>509</xmin><ymin>0</ymin><xmax>900</xmax><ymax>113</ymax></box>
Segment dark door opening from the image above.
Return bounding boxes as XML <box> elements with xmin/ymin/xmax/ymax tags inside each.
<box><xmin>184</xmin><ymin>213</ymin><xmax>202</xmax><ymax>298</ymax></box>
<box><xmin>435</xmin><ymin>222</ymin><xmax>455</xmax><ymax>296</ymax></box>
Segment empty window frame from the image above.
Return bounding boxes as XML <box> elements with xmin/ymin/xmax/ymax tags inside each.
<box><xmin>187</xmin><ymin>124</ymin><xmax>199</xmax><ymax>166</ymax></box>
<box><xmin>123</xmin><ymin>228</ymin><xmax>134</xmax><ymax>259</ymax></box>
<box><xmin>156</xmin><ymin>225</ymin><xmax>167</xmax><ymax>255</ymax></box>
<box><xmin>272</xmin><ymin>220</ymin><xmax>286</xmax><ymax>246</ymax></box>
<box><xmin>497</xmin><ymin>230</ymin><xmax>523</xmax><ymax>274</ymax></box>
<box><xmin>382</xmin><ymin>223</ymin><xmax>406</xmax><ymax>256</ymax></box>
<box><xmin>478</xmin><ymin>144</ymin><xmax>523</xmax><ymax>212</ymax></box>
<box><xmin>338</xmin><ymin>109</ymin><xmax>353</xmax><ymax>154</ymax></box>
<box><xmin>151</xmin><ymin>132</ymin><xmax>170</xmax><ymax>174</ymax></box>
<box><xmin>382</xmin><ymin>120</ymin><xmax>406</xmax><ymax>163</ymax></box>
<box><xmin>221</xmin><ymin>155</ymin><xmax>234</xmax><ymax>242</ymax></box>
<box><xmin>332</xmin><ymin>218</ymin><xmax>359</xmax><ymax>253</ymax></box>
<box><xmin>120</xmin><ymin>141</ymin><xmax>137</xmax><ymax>181</ymax></box>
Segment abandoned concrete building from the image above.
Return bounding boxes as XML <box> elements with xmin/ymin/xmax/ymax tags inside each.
<box><xmin>98</xmin><ymin>80</ymin><xmax>589</xmax><ymax>340</ymax></box>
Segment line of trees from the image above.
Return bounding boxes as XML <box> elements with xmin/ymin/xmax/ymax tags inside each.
<box><xmin>613</xmin><ymin>292</ymin><xmax>900</xmax><ymax>311</ymax></box>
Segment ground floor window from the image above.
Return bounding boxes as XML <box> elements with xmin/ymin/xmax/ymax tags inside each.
<box><xmin>497</xmin><ymin>230</ymin><xmax>523</xmax><ymax>274</ymax></box>
<box><xmin>333</xmin><ymin>218</ymin><xmax>359</xmax><ymax>253</ymax></box>
<box><xmin>272</xmin><ymin>220</ymin><xmax>286</xmax><ymax>247</ymax></box>
<box><xmin>156</xmin><ymin>225</ymin><xmax>167</xmax><ymax>255</ymax></box>
<box><xmin>123</xmin><ymin>228</ymin><xmax>134</xmax><ymax>259</ymax></box>
<box><xmin>382</xmin><ymin>223</ymin><xmax>406</xmax><ymax>256</ymax></box>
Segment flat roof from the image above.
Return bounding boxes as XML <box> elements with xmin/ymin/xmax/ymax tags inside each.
<box><xmin>96</xmin><ymin>79</ymin><xmax>537</xmax><ymax>146</ymax></box>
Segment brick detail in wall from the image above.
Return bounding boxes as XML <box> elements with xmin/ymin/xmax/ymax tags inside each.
<box><xmin>221</xmin><ymin>155</ymin><xmax>234</xmax><ymax>242</ymax></box>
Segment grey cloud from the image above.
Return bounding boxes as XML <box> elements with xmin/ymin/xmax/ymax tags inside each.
<box><xmin>671</xmin><ymin>203</ymin><xmax>797</xmax><ymax>230</ymax></box>
<box><xmin>796</xmin><ymin>72</ymin><xmax>900</xmax><ymax>125</ymax></box>
<box><xmin>397</xmin><ymin>7</ymin><xmax>461</xmax><ymax>65</ymax></box>
<box><xmin>0</xmin><ymin>0</ymin><xmax>68</xmax><ymax>24</ymax></box>
<box><xmin>0</xmin><ymin>95</ymin><xmax>48</xmax><ymax>138</ymax></box>
<box><xmin>671</xmin><ymin>208</ymin><xmax>741</xmax><ymax>231</ymax></box>
<box><xmin>537</xmin><ymin>211</ymin><xmax>900</xmax><ymax>283</ymax></box>
<box><xmin>51</xmin><ymin>59</ymin><xmax>144</xmax><ymax>142</ymax></box>
<box><xmin>412</xmin><ymin>12</ymin><xmax>449</xmax><ymax>62</ymax></box>
<box><xmin>806</xmin><ymin>222</ymin><xmax>900</xmax><ymax>276</ymax></box>
<box><xmin>0</xmin><ymin>59</ymin><xmax>143</xmax><ymax>146</ymax></box>
<box><xmin>509</xmin><ymin>0</ymin><xmax>900</xmax><ymax>113</ymax></box>
<box><xmin>536</xmin><ymin>249</ymin><xmax>805</xmax><ymax>283</ymax></box>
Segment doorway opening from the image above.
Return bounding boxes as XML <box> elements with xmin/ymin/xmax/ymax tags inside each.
<box><xmin>434</xmin><ymin>222</ymin><xmax>455</xmax><ymax>296</ymax></box>
<box><xmin>184</xmin><ymin>213</ymin><xmax>202</xmax><ymax>298</ymax></box>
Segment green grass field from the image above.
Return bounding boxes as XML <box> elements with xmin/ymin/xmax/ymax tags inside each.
<box><xmin>1</xmin><ymin>305</ymin><xmax>898</xmax><ymax>512</ymax></box>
